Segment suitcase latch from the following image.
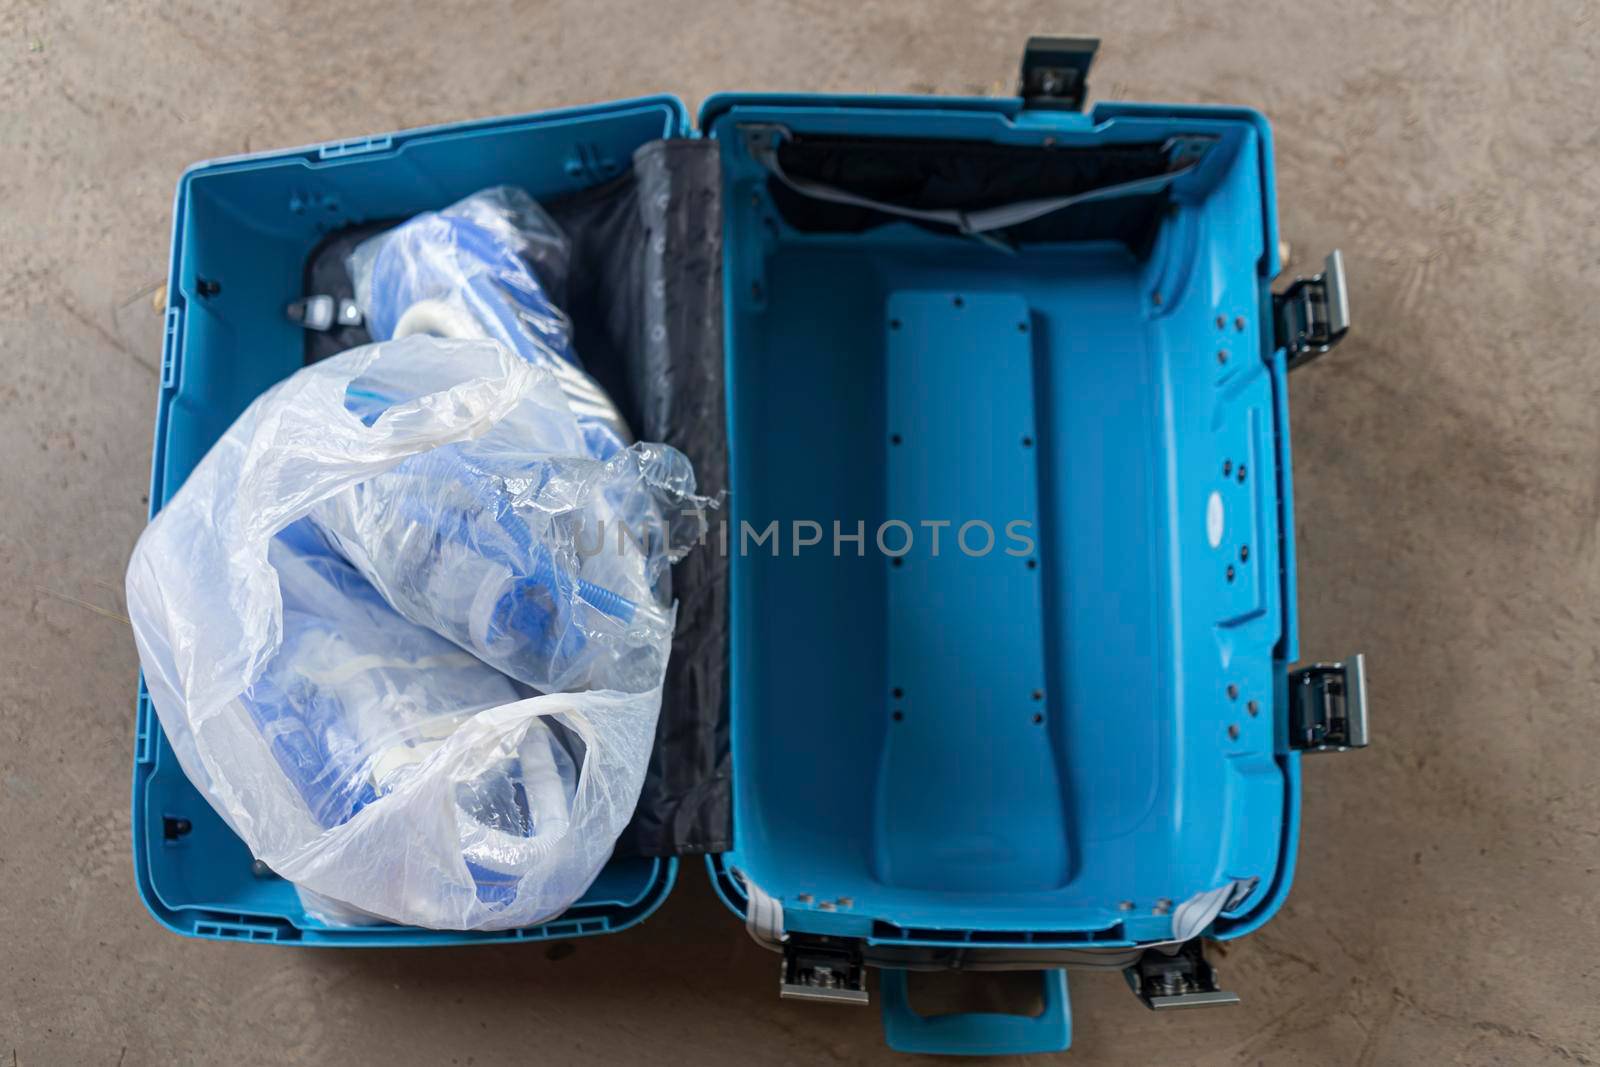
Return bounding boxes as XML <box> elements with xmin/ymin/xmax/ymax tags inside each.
<box><xmin>1274</xmin><ymin>249</ymin><xmax>1350</xmax><ymax>370</ymax></box>
<box><xmin>780</xmin><ymin>934</ymin><xmax>869</xmax><ymax>1006</ymax></box>
<box><xmin>1289</xmin><ymin>653</ymin><xmax>1370</xmax><ymax>752</ymax></box>
<box><xmin>1018</xmin><ymin>36</ymin><xmax>1099</xmax><ymax>111</ymax></box>
<box><xmin>1125</xmin><ymin>939</ymin><xmax>1241</xmax><ymax>1010</ymax></box>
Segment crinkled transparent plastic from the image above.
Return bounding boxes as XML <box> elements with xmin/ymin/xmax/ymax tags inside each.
<box><xmin>349</xmin><ymin>185</ymin><xmax>630</xmax><ymax>456</ymax></box>
<box><xmin>316</xmin><ymin>346</ymin><xmax>695</xmax><ymax>694</ymax></box>
<box><xmin>126</xmin><ymin>335</ymin><xmax>705</xmax><ymax>930</ymax></box>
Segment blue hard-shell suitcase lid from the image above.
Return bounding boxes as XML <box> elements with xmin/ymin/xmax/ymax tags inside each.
<box><xmin>135</xmin><ymin>95</ymin><xmax>693</xmax><ymax>945</ymax></box>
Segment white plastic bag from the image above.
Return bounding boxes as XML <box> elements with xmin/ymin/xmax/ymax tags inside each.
<box><xmin>311</xmin><ymin>344</ymin><xmax>691</xmax><ymax>695</ymax></box>
<box><xmin>126</xmin><ymin>334</ymin><xmax>696</xmax><ymax>930</ymax></box>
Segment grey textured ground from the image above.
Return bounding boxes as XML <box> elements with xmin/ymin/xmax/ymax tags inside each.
<box><xmin>3</xmin><ymin>1</ymin><xmax>1598</xmax><ymax>1063</ymax></box>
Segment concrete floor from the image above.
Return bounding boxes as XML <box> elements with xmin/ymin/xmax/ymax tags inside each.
<box><xmin>3</xmin><ymin>0</ymin><xmax>1598</xmax><ymax>1062</ymax></box>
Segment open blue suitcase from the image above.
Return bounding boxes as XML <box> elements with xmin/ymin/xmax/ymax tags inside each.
<box><xmin>132</xmin><ymin>39</ymin><xmax>1367</xmax><ymax>1055</ymax></box>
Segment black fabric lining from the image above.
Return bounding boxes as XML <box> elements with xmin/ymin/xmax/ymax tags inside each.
<box><xmin>547</xmin><ymin>140</ymin><xmax>731</xmax><ymax>857</ymax></box>
<box><xmin>768</xmin><ymin>135</ymin><xmax>1174</xmax><ymax>254</ymax></box>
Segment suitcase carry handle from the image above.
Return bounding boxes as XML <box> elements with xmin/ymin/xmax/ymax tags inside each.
<box><xmin>879</xmin><ymin>968</ymin><xmax>1071</xmax><ymax>1056</ymax></box>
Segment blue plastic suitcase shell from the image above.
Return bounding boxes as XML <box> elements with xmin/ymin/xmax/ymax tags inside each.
<box><xmin>135</xmin><ymin>65</ymin><xmax>1353</xmax><ymax>1052</ymax></box>
<box><xmin>701</xmin><ymin>93</ymin><xmax>1297</xmax><ymax>945</ymax></box>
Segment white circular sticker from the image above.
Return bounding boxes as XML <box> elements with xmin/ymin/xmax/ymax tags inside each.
<box><xmin>1206</xmin><ymin>490</ymin><xmax>1225</xmax><ymax>548</ymax></box>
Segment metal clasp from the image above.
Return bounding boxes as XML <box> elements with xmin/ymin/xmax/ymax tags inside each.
<box><xmin>1289</xmin><ymin>653</ymin><xmax>1370</xmax><ymax>752</ymax></box>
<box><xmin>1125</xmin><ymin>939</ymin><xmax>1240</xmax><ymax>1010</ymax></box>
<box><xmin>1275</xmin><ymin>250</ymin><xmax>1350</xmax><ymax>369</ymax></box>
<box><xmin>780</xmin><ymin>935</ymin><xmax>869</xmax><ymax>1006</ymax></box>
<box><xmin>1018</xmin><ymin>36</ymin><xmax>1100</xmax><ymax>111</ymax></box>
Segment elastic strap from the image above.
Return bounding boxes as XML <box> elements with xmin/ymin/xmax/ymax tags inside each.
<box><xmin>732</xmin><ymin>867</ymin><xmax>787</xmax><ymax>952</ymax></box>
<box><xmin>747</xmin><ymin>130</ymin><xmax>1200</xmax><ymax>238</ymax></box>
